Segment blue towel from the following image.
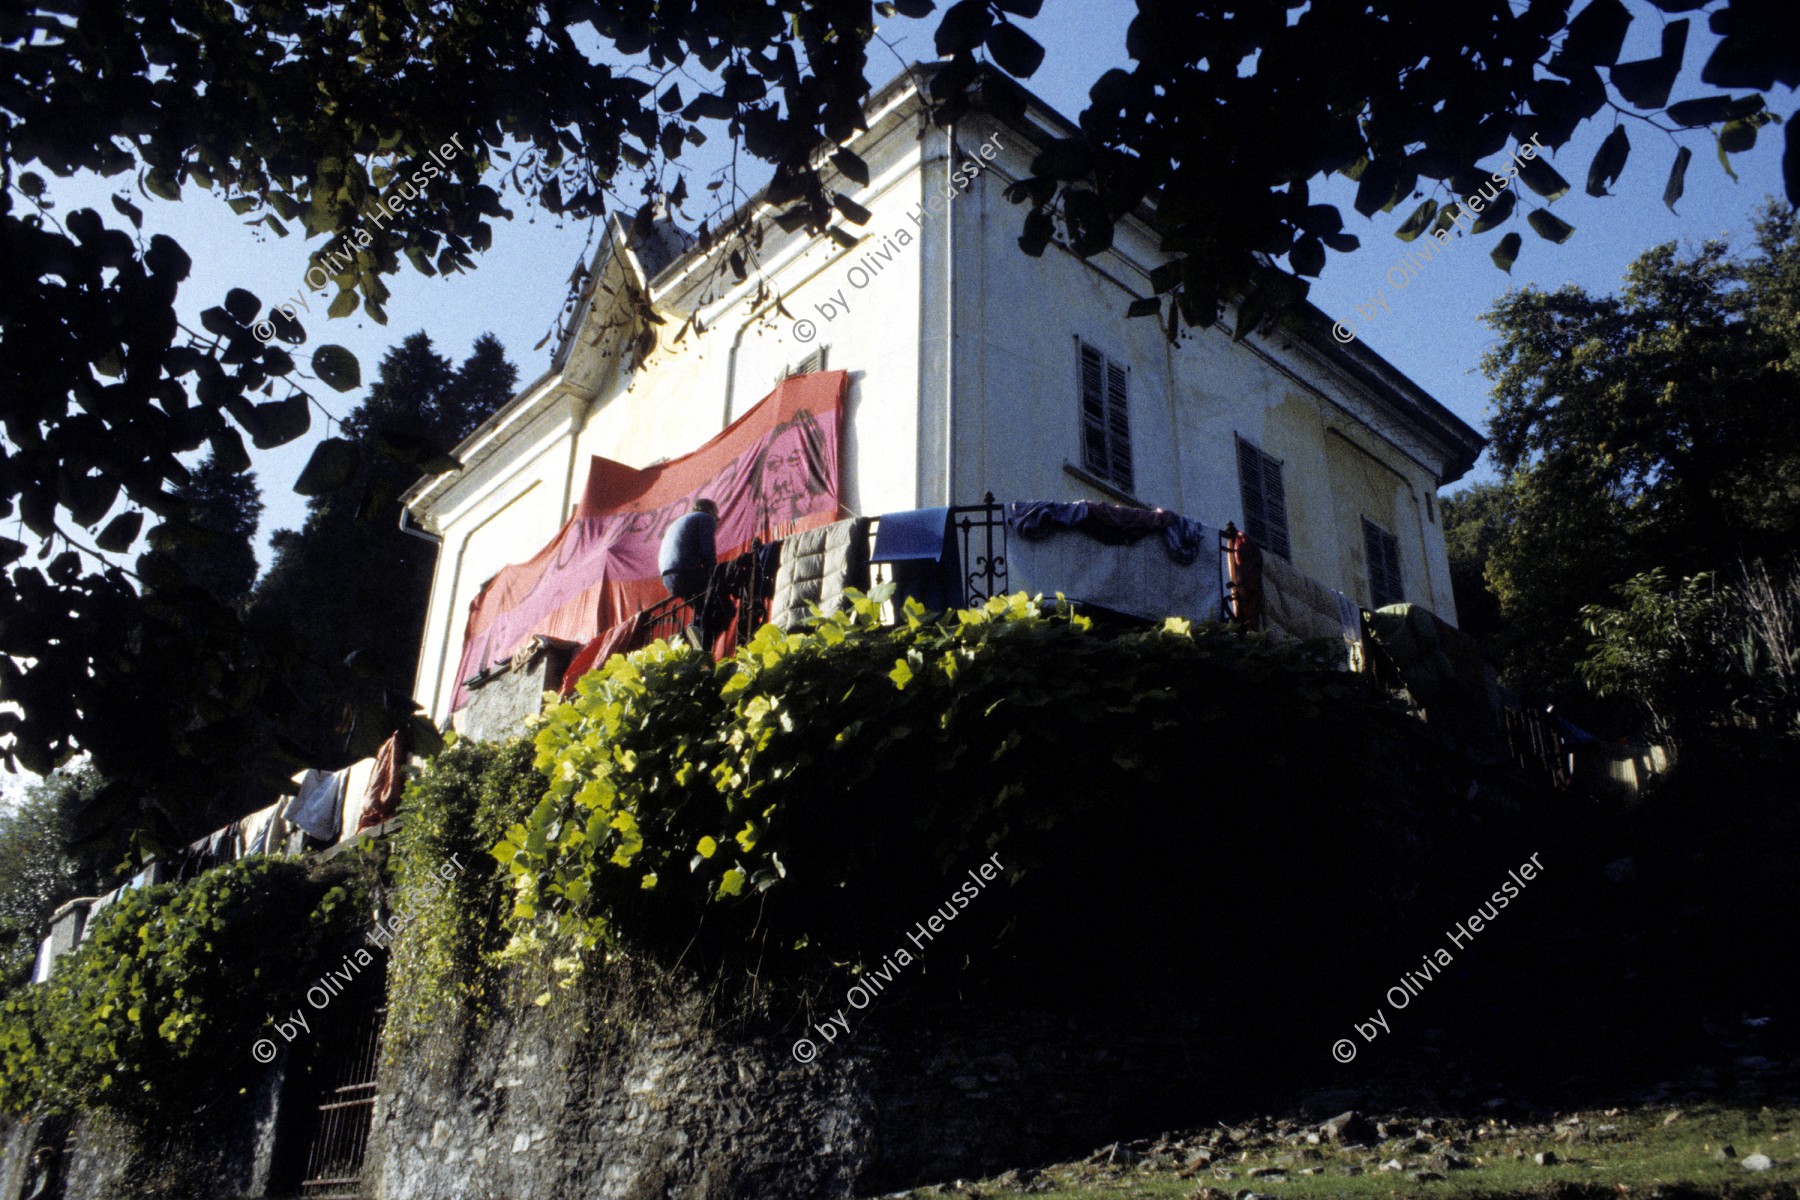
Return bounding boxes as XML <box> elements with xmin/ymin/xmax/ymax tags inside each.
<box><xmin>871</xmin><ymin>507</ymin><xmax>952</xmax><ymax>562</ymax></box>
<box><xmin>283</xmin><ymin>767</ymin><xmax>346</xmax><ymax>841</ymax></box>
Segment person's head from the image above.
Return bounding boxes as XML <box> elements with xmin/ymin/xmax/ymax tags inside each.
<box><xmin>693</xmin><ymin>498</ymin><xmax>718</xmax><ymax>517</ymax></box>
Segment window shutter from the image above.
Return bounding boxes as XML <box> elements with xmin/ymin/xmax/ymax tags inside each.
<box><xmin>778</xmin><ymin>347</ymin><xmax>828</xmax><ymax>381</ymax></box>
<box><xmin>1364</xmin><ymin>518</ymin><xmax>1403</xmax><ymax>609</ymax></box>
<box><xmin>1258</xmin><ymin>453</ymin><xmax>1289</xmax><ymax>558</ymax></box>
<box><xmin>1105</xmin><ymin>359</ymin><xmax>1132</xmax><ymax>492</ymax></box>
<box><xmin>1079</xmin><ymin>343</ymin><xmax>1109</xmax><ymax>478</ymax></box>
<box><xmin>1236</xmin><ymin>438</ymin><xmax>1290</xmax><ymax>558</ymax></box>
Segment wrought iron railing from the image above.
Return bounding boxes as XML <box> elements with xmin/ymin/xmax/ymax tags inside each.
<box><xmin>951</xmin><ymin>496</ymin><xmax>1009</xmax><ymax>603</ymax></box>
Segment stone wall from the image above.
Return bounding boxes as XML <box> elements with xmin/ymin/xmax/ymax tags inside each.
<box><xmin>366</xmin><ymin>967</ymin><xmax>1220</xmax><ymax>1200</ymax></box>
<box><xmin>0</xmin><ymin>1067</ymin><xmax>286</xmax><ymax>1200</ymax></box>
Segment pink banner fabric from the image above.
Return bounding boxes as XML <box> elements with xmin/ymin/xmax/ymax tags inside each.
<box><xmin>450</xmin><ymin>371</ymin><xmax>847</xmax><ymax>709</ymax></box>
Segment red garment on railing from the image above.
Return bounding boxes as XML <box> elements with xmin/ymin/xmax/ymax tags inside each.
<box><xmin>559</xmin><ymin>611</ymin><xmax>652</xmax><ymax>695</ymax></box>
<box><xmin>452</xmin><ymin>371</ymin><xmax>847</xmax><ymax>710</ymax></box>
<box><xmin>355</xmin><ymin>731</ymin><xmax>405</xmax><ymax>833</ymax></box>
<box><xmin>1228</xmin><ymin>530</ymin><xmax>1264</xmax><ymax>630</ymax></box>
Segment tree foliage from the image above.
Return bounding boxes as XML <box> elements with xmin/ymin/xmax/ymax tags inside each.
<box><xmin>4</xmin><ymin>0</ymin><xmax>1797</xmax><ymax>840</ymax></box>
<box><xmin>1478</xmin><ymin>203</ymin><xmax>1800</xmax><ymax>702</ymax></box>
<box><xmin>1580</xmin><ymin>561</ymin><xmax>1800</xmax><ymax>744</ymax></box>
<box><xmin>0</xmin><ymin>771</ymin><xmax>108</xmax><ymax>991</ymax></box>
<box><xmin>162</xmin><ymin>450</ymin><xmax>263</xmax><ymax>607</ymax></box>
<box><xmin>251</xmin><ymin>333</ymin><xmax>517</xmax><ymax>762</ymax></box>
<box><xmin>1440</xmin><ymin>481</ymin><xmax>1509</xmax><ymax>651</ymax></box>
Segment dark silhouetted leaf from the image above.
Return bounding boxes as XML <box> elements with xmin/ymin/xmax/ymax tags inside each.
<box><xmin>1719</xmin><ymin>119</ymin><xmax>1753</xmax><ymax>155</ymax></box>
<box><xmin>935</xmin><ymin>0</ymin><xmax>992</xmax><ymax>55</ymax></box>
<box><xmin>987</xmin><ymin>23</ymin><xmax>1045</xmax><ymax>77</ymax></box>
<box><xmin>1561</xmin><ymin>0</ymin><xmax>1631</xmax><ymax>68</ymax></box>
<box><xmin>1471</xmin><ymin>187</ymin><xmax>1516</xmax><ymax>233</ymax></box>
<box><xmin>1665</xmin><ymin>93</ymin><xmax>1762</xmax><ymax>127</ymax></box>
<box><xmin>1527</xmin><ymin>208</ymin><xmax>1576</xmax><ymax>243</ymax></box>
<box><xmin>1586</xmin><ymin>126</ymin><xmax>1631</xmax><ymax>195</ymax></box>
<box><xmin>95</xmin><ymin>511</ymin><xmax>143</xmax><ymax>553</ymax></box>
<box><xmin>312</xmin><ymin>345</ymin><xmax>361</xmax><ymax>392</ymax></box>
<box><xmin>293</xmin><ymin>437</ymin><xmax>360</xmax><ymax>496</ymax></box>
<box><xmin>1354</xmin><ymin>158</ymin><xmax>1403</xmax><ymax>218</ymax></box>
<box><xmin>1663</xmin><ymin>145</ymin><xmax>1694</xmax><ymax>211</ymax></box>
<box><xmin>224</xmin><ymin>288</ymin><xmax>260</xmax><ymax>323</ymax></box>
<box><xmin>831</xmin><ymin>149</ymin><xmax>870</xmax><ymax>186</ymax></box>
<box><xmin>1394</xmin><ymin>198</ymin><xmax>1439</xmax><ymax>241</ymax></box>
<box><xmin>1289</xmin><ymin>235</ymin><xmax>1325</xmax><ymax>277</ymax></box>
<box><xmin>1491</xmin><ymin>231</ymin><xmax>1523</xmax><ymax>273</ymax></box>
<box><xmin>1518</xmin><ymin>155</ymin><xmax>1571</xmax><ymax>201</ymax></box>
<box><xmin>1610</xmin><ymin>20</ymin><xmax>1687</xmax><ymax>110</ymax></box>
<box><xmin>832</xmin><ymin>192</ymin><xmax>872</xmax><ymax>225</ymax></box>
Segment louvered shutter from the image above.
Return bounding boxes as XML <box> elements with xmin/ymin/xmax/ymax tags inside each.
<box><xmin>1364</xmin><ymin>519</ymin><xmax>1403</xmax><ymax>609</ymax></box>
<box><xmin>1079</xmin><ymin>344</ymin><xmax>1109</xmax><ymax>478</ymax></box>
<box><xmin>1104</xmin><ymin>358</ymin><xmax>1132</xmax><ymax>491</ymax></box>
<box><xmin>1237</xmin><ymin>438</ymin><xmax>1291</xmax><ymax>558</ymax></box>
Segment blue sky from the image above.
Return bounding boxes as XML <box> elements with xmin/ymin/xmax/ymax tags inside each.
<box><xmin>34</xmin><ymin>1</ymin><xmax>1797</xmax><ymax>569</ymax></box>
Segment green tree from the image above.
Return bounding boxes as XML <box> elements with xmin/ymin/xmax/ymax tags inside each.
<box><xmin>161</xmin><ymin>451</ymin><xmax>263</xmax><ymax>606</ymax></box>
<box><xmin>1479</xmin><ymin>202</ymin><xmax>1800</xmax><ymax>703</ymax></box>
<box><xmin>252</xmin><ymin>333</ymin><xmax>517</xmax><ymax>760</ymax></box>
<box><xmin>3</xmin><ymin>0</ymin><xmax>1797</xmax><ymax>839</ymax></box>
<box><xmin>1579</xmin><ymin>568</ymin><xmax>1736</xmax><ymax>745</ymax></box>
<box><xmin>0</xmin><ymin>771</ymin><xmax>108</xmax><ymax>991</ymax></box>
<box><xmin>1439</xmin><ymin>481</ymin><xmax>1508</xmax><ymax>651</ymax></box>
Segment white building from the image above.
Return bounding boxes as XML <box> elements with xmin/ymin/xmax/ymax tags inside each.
<box><xmin>401</xmin><ymin>65</ymin><xmax>1483</xmax><ymax>724</ymax></box>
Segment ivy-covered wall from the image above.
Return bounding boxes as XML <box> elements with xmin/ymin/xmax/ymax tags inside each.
<box><xmin>0</xmin><ymin>854</ymin><xmax>376</xmax><ymax>1199</ymax></box>
<box><xmin>367</xmin><ymin>594</ymin><xmax>1531</xmax><ymax>1199</ymax></box>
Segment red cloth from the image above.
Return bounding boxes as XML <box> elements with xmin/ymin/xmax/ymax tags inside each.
<box><xmin>452</xmin><ymin>371</ymin><xmax>847</xmax><ymax>710</ymax></box>
<box><xmin>1229</xmin><ymin>531</ymin><xmax>1265</xmax><ymax>630</ymax></box>
<box><xmin>559</xmin><ymin>611</ymin><xmax>652</xmax><ymax>695</ymax></box>
<box><xmin>356</xmin><ymin>732</ymin><xmax>405</xmax><ymax>832</ymax></box>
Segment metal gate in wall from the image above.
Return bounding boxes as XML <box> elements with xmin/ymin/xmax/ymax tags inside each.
<box><xmin>295</xmin><ymin>1000</ymin><xmax>385</xmax><ymax>1199</ymax></box>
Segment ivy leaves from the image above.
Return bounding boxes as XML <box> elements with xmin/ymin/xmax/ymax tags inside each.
<box><xmin>497</xmin><ymin>590</ymin><xmax>1368</xmax><ymax>983</ymax></box>
<box><xmin>0</xmin><ymin>858</ymin><xmax>365</xmax><ymax>1121</ymax></box>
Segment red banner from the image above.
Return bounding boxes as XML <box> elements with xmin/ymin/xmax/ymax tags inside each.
<box><xmin>451</xmin><ymin>370</ymin><xmax>847</xmax><ymax>709</ymax></box>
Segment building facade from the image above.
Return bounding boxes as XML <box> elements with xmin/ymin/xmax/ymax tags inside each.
<box><xmin>401</xmin><ymin>65</ymin><xmax>1483</xmax><ymax>723</ymax></box>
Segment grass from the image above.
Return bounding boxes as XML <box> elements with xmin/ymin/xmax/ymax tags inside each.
<box><xmin>878</xmin><ymin>1101</ymin><xmax>1800</xmax><ymax>1199</ymax></box>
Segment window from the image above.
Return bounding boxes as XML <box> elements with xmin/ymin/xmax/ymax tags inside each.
<box><xmin>1078</xmin><ymin>341</ymin><xmax>1133</xmax><ymax>493</ymax></box>
<box><xmin>778</xmin><ymin>346</ymin><xmax>829</xmax><ymax>381</ymax></box>
<box><xmin>1235</xmin><ymin>437</ymin><xmax>1290</xmax><ymax>558</ymax></box>
<box><xmin>1363</xmin><ymin>518</ymin><xmax>1404</xmax><ymax>610</ymax></box>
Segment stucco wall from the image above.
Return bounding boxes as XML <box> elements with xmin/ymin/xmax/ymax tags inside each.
<box><xmin>410</xmin><ymin>83</ymin><xmax>1472</xmax><ymax>722</ymax></box>
<box><xmin>955</xmin><ymin>110</ymin><xmax>1461</xmax><ymax>618</ymax></box>
<box><xmin>411</xmin><ymin>104</ymin><xmax>932</xmax><ymax>724</ymax></box>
